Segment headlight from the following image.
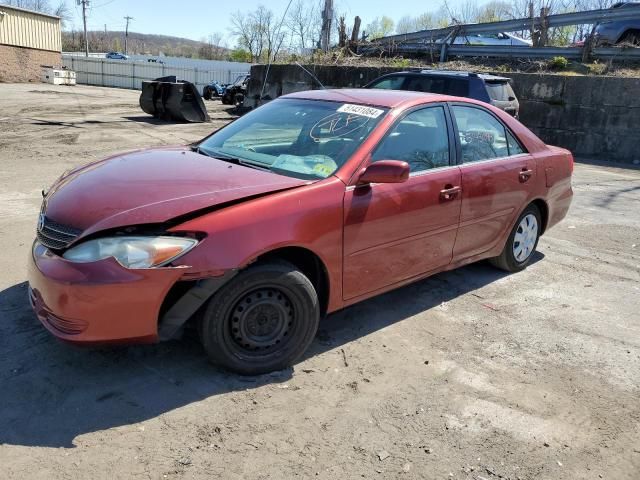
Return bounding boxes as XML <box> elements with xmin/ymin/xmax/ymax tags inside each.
<box><xmin>62</xmin><ymin>236</ymin><xmax>197</xmax><ymax>268</ymax></box>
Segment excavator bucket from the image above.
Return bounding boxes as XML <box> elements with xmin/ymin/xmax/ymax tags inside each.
<box><xmin>139</xmin><ymin>76</ymin><xmax>210</xmax><ymax>123</ymax></box>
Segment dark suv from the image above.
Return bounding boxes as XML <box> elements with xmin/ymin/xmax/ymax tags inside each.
<box><xmin>365</xmin><ymin>70</ymin><xmax>520</xmax><ymax>117</ymax></box>
<box><xmin>595</xmin><ymin>2</ymin><xmax>640</xmax><ymax>46</ymax></box>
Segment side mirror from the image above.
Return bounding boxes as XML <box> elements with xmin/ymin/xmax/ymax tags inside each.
<box><xmin>357</xmin><ymin>160</ymin><xmax>410</xmax><ymax>185</ymax></box>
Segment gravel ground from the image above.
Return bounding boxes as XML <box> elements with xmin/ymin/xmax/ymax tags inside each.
<box><xmin>0</xmin><ymin>83</ymin><xmax>638</xmax><ymax>480</ymax></box>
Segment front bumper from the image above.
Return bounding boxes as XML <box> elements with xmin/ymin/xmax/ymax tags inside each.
<box><xmin>28</xmin><ymin>241</ymin><xmax>185</xmax><ymax>344</ymax></box>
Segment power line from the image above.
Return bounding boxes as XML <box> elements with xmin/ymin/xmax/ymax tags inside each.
<box><xmin>90</xmin><ymin>0</ymin><xmax>117</xmax><ymax>9</ymax></box>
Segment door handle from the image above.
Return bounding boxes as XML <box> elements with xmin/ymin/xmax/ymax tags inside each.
<box><xmin>440</xmin><ymin>185</ymin><xmax>461</xmax><ymax>201</ymax></box>
<box><xmin>519</xmin><ymin>168</ymin><xmax>533</xmax><ymax>182</ymax></box>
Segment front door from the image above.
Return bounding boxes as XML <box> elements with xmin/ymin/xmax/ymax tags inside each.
<box><xmin>343</xmin><ymin>105</ymin><xmax>462</xmax><ymax>300</ymax></box>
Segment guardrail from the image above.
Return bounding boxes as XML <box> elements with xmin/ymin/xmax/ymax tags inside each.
<box><xmin>371</xmin><ymin>5</ymin><xmax>640</xmax><ymax>61</ymax></box>
<box><xmin>379</xmin><ymin>5</ymin><xmax>640</xmax><ymax>43</ymax></box>
<box><xmin>383</xmin><ymin>44</ymin><xmax>640</xmax><ymax>60</ymax></box>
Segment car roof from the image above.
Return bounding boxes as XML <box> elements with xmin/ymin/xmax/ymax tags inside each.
<box><xmin>380</xmin><ymin>70</ymin><xmax>512</xmax><ymax>82</ymax></box>
<box><xmin>281</xmin><ymin>88</ymin><xmax>452</xmax><ymax>108</ymax></box>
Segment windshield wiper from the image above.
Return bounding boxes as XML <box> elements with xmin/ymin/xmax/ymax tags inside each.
<box><xmin>194</xmin><ymin>145</ymin><xmax>272</xmax><ymax>172</ymax></box>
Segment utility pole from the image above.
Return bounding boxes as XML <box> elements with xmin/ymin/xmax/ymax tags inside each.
<box><xmin>124</xmin><ymin>16</ymin><xmax>134</xmax><ymax>55</ymax></box>
<box><xmin>77</xmin><ymin>0</ymin><xmax>89</xmax><ymax>57</ymax></box>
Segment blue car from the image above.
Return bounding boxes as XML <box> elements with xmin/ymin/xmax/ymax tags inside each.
<box><xmin>106</xmin><ymin>52</ymin><xmax>128</xmax><ymax>60</ymax></box>
<box><xmin>203</xmin><ymin>81</ymin><xmax>227</xmax><ymax>100</ymax></box>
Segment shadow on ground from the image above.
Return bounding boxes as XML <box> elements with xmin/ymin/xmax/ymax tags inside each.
<box><xmin>0</xmin><ymin>255</ymin><xmax>542</xmax><ymax>448</ymax></box>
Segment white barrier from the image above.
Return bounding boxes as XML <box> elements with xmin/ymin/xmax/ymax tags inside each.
<box><xmin>61</xmin><ymin>55</ymin><xmax>251</xmax><ymax>94</ymax></box>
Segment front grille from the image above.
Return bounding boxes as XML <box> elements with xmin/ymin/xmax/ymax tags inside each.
<box><xmin>37</xmin><ymin>216</ymin><xmax>82</xmax><ymax>250</ymax></box>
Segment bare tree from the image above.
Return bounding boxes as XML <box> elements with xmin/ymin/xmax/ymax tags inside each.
<box><xmin>365</xmin><ymin>16</ymin><xmax>395</xmax><ymax>40</ymax></box>
<box><xmin>198</xmin><ymin>33</ymin><xmax>227</xmax><ymax>60</ymax></box>
<box><xmin>395</xmin><ymin>13</ymin><xmax>436</xmax><ymax>34</ymax></box>
<box><xmin>230</xmin><ymin>6</ymin><xmax>287</xmax><ymax>62</ymax></box>
<box><xmin>476</xmin><ymin>1</ymin><xmax>514</xmax><ymax>22</ymax></box>
<box><xmin>286</xmin><ymin>0</ymin><xmax>322</xmax><ymax>53</ymax></box>
<box><xmin>396</xmin><ymin>15</ymin><xmax>418</xmax><ymax>35</ymax></box>
<box><xmin>442</xmin><ymin>0</ymin><xmax>480</xmax><ymax>24</ymax></box>
<box><xmin>230</xmin><ymin>9</ymin><xmax>261</xmax><ymax>61</ymax></box>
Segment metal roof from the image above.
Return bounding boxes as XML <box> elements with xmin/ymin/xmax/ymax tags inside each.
<box><xmin>0</xmin><ymin>3</ymin><xmax>60</xmax><ymax>20</ymax></box>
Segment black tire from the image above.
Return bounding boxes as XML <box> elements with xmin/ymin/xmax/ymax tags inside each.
<box><xmin>203</xmin><ymin>89</ymin><xmax>211</xmax><ymax>100</ymax></box>
<box><xmin>489</xmin><ymin>204</ymin><xmax>541</xmax><ymax>273</ymax></box>
<box><xmin>620</xmin><ymin>30</ymin><xmax>640</xmax><ymax>46</ymax></box>
<box><xmin>199</xmin><ymin>261</ymin><xmax>320</xmax><ymax>375</ymax></box>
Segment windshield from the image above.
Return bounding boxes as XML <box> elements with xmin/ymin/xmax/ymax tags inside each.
<box><xmin>233</xmin><ymin>75</ymin><xmax>247</xmax><ymax>86</ymax></box>
<box><xmin>198</xmin><ymin>98</ymin><xmax>388</xmax><ymax>180</ymax></box>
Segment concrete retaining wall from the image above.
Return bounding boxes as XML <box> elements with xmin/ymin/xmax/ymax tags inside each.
<box><xmin>247</xmin><ymin>64</ymin><xmax>640</xmax><ymax>164</ymax></box>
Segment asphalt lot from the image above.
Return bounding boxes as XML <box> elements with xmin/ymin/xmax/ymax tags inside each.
<box><xmin>0</xmin><ymin>83</ymin><xmax>639</xmax><ymax>480</ymax></box>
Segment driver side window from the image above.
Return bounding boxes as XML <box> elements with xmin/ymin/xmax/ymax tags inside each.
<box><xmin>371</xmin><ymin>106</ymin><xmax>450</xmax><ymax>173</ymax></box>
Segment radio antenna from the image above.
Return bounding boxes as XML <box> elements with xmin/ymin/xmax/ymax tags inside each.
<box><xmin>295</xmin><ymin>62</ymin><xmax>326</xmax><ymax>89</ymax></box>
<box><xmin>259</xmin><ymin>0</ymin><xmax>294</xmax><ymax>101</ymax></box>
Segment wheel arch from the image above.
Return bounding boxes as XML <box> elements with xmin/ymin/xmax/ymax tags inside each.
<box><xmin>529</xmin><ymin>198</ymin><xmax>549</xmax><ymax>235</ymax></box>
<box><xmin>255</xmin><ymin>246</ymin><xmax>331</xmax><ymax>316</ymax></box>
<box><xmin>619</xmin><ymin>28</ymin><xmax>640</xmax><ymax>43</ymax></box>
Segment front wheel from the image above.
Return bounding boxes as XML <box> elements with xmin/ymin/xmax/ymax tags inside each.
<box><xmin>489</xmin><ymin>204</ymin><xmax>541</xmax><ymax>272</ymax></box>
<box><xmin>199</xmin><ymin>261</ymin><xmax>320</xmax><ymax>375</ymax></box>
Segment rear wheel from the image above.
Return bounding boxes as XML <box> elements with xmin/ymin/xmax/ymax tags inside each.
<box><xmin>199</xmin><ymin>261</ymin><xmax>320</xmax><ymax>375</ymax></box>
<box><xmin>620</xmin><ymin>30</ymin><xmax>640</xmax><ymax>46</ymax></box>
<box><xmin>489</xmin><ymin>204</ymin><xmax>541</xmax><ymax>272</ymax></box>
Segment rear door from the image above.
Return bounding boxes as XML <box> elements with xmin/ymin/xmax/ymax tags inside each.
<box><xmin>343</xmin><ymin>105</ymin><xmax>462</xmax><ymax>300</ymax></box>
<box><xmin>449</xmin><ymin>104</ymin><xmax>536</xmax><ymax>261</ymax></box>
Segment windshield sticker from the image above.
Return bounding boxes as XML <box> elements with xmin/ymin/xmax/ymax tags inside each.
<box><xmin>310</xmin><ymin>112</ymin><xmax>371</xmax><ymax>141</ymax></box>
<box><xmin>337</xmin><ymin>104</ymin><xmax>384</xmax><ymax>118</ymax></box>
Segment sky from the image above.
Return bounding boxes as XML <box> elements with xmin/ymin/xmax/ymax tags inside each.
<box><xmin>64</xmin><ymin>0</ymin><xmax>491</xmax><ymax>43</ymax></box>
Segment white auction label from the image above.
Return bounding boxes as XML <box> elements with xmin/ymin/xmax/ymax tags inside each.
<box><xmin>336</xmin><ymin>104</ymin><xmax>384</xmax><ymax>119</ymax></box>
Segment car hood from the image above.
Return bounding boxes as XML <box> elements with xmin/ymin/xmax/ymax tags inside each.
<box><xmin>44</xmin><ymin>146</ymin><xmax>311</xmax><ymax>239</ymax></box>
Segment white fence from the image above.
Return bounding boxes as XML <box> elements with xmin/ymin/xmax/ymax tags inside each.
<box><xmin>61</xmin><ymin>55</ymin><xmax>251</xmax><ymax>94</ymax></box>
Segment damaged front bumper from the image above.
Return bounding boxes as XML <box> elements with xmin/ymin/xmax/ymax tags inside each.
<box><xmin>28</xmin><ymin>241</ymin><xmax>186</xmax><ymax>344</ymax></box>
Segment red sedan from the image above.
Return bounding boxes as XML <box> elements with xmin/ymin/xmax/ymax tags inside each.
<box><xmin>28</xmin><ymin>89</ymin><xmax>573</xmax><ymax>374</ymax></box>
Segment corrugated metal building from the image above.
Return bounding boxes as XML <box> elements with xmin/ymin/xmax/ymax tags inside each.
<box><xmin>0</xmin><ymin>4</ymin><xmax>62</xmax><ymax>82</ymax></box>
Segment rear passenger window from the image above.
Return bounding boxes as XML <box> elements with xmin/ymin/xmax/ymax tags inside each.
<box><xmin>369</xmin><ymin>76</ymin><xmax>406</xmax><ymax>90</ymax></box>
<box><xmin>506</xmin><ymin>130</ymin><xmax>525</xmax><ymax>156</ymax></box>
<box><xmin>372</xmin><ymin>106</ymin><xmax>450</xmax><ymax>173</ymax></box>
<box><xmin>451</xmin><ymin>106</ymin><xmax>510</xmax><ymax>162</ymax></box>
